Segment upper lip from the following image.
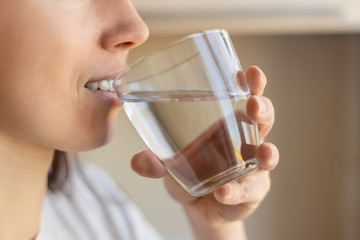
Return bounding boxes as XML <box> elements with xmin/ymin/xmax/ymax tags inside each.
<box><xmin>86</xmin><ymin>67</ymin><xmax>128</xmax><ymax>84</ymax></box>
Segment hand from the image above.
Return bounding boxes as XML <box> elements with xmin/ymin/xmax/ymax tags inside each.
<box><xmin>131</xmin><ymin>66</ymin><xmax>279</xmax><ymax>239</ymax></box>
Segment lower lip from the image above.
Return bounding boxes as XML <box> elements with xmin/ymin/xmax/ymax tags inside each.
<box><xmin>84</xmin><ymin>87</ymin><xmax>122</xmax><ymax>107</ymax></box>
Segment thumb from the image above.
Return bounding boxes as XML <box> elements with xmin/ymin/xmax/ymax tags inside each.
<box><xmin>132</xmin><ymin>150</ymin><xmax>197</xmax><ymax>203</ymax></box>
<box><xmin>131</xmin><ymin>150</ymin><xmax>167</xmax><ymax>178</ymax></box>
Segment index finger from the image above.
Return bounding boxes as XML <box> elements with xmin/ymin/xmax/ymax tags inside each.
<box><xmin>245</xmin><ymin>66</ymin><xmax>267</xmax><ymax>96</ymax></box>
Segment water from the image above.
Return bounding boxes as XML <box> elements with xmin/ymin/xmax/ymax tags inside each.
<box><xmin>120</xmin><ymin>90</ymin><xmax>259</xmax><ymax>196</ymax></box>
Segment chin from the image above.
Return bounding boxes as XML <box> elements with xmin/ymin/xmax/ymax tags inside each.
<box><xmin>58</xmin><ymin>122</ymin><xmax>117</xmax><ymax>152</ymax></box>
<box><xmin>81</xmin><ymin>126</ymin><xmax>116</xmax><ymax>151</ymax></box>
<box><xmin>53</xmin><ymin>109</ymin><xmax>119</xmax><ymax>152</ymax></box>
<box><xmin>63</xmin><ymin>133</ymin><xmax>114</xmax><ymax>152</ymax></box>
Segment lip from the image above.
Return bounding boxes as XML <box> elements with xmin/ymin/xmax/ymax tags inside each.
<box><xmin>83</xmin><ymin>68</ymin><xmax>127</xmax><ymax>107</ymax></box>
<box><xmin>86</xmin><ymin>68</ymin><xmax>127</xmax><ymax>84</ymax></box>
<box><xmin>85</xmin><ymin>87</ymin><xmax>122</xmax><ymax>107</ymax></box>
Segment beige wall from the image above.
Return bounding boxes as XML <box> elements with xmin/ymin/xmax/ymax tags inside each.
<box><xmin>79</xmin><ymin>34</ymin><xmax>360</xmax><ymax>240</ymax></box>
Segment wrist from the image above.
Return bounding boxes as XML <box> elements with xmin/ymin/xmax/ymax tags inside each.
<box><xmin>184</xmin><ymin>206</ymin><xmax>248</xmax><ymax>240</ymax></box>
<box><xmin>193</xmin><ymin>221</ymin><xmax>248</xmax><ymax>240</ymax></box>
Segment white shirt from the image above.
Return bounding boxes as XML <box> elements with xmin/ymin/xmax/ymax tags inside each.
<box><xmin>36</xmin><ymin>160</ymin><xmax>163</xmax><ymax>240</ymax></box>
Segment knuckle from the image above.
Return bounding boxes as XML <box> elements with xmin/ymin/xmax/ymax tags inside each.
<box><xmin>238</xmin><ymin>183</ymin><xmax>250</xmax><ymax>202</ymax></box>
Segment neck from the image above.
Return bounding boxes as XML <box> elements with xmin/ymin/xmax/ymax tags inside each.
<box><xmin>0</xmin><ymin>132</ymin><xmax>54</xmax><ymax>240</ymax></box>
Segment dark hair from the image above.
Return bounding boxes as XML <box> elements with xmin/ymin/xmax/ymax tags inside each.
<box><xmin>47</xmin><ymin>150</ymin><xmax>69</xmax><ymax>191</ymax></box>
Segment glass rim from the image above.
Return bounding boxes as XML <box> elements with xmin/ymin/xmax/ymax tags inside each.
<box><xmin>115</xmin><ymin>29</ymin><xmax>228</xmax><ymax>81</ymax></box>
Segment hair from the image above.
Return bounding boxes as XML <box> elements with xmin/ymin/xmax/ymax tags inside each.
<box><xmin>47</xmin><ymin>150</ymin><xmax>69</xmax><ymax>191</ymax></box>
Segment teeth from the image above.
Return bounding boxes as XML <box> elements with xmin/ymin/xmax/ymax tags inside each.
<box><xmin>109</xmin><ymin>80</ymin><xmax>114</xmax><ymax>92</ymax></box>
<box><xmin>85</xmin><ymin>80</ymin><xmax>115</xmax><ymax>92</ymax></box>
<box><xmin>86</xmin><ymin>82</ymin><xmax>99</xmax><ymax>90</ymax></box>
<box><xmin>99</xmin><ymin>80</ymin><xmax>110</xmax><ymax>91</ymax></box>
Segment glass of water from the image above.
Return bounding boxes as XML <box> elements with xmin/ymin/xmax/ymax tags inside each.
<box><xmin>113</xmin><ymin>29</ymin><xmax>260</xmax><ymax>196</ymax></box>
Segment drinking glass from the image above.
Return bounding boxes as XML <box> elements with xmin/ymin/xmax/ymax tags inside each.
<box><xmin>113</xmin><ymin>29</ymin><xmax>260</xmax><ymax>196</ymax></box>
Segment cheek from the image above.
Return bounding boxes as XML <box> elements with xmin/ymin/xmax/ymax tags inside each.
<box><xmin>0</xmin><ymin>87</ymin><xmax>119</xmax><ymax>151</ymax></box>
<box><xmin>0</xmin><ymin>2</ymin><xmax>116</xmax><ymax>151</ymax></box>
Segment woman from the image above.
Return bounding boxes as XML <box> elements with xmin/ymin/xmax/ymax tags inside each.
<box><xmin>0</xmin><ymin>0</ymin><xmax>278</xmax><ymax>239</ymax></box>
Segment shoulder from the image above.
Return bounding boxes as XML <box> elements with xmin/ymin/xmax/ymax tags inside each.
<box><xmin>40</xmin><ymin>160</ymin><xmax>162</xmax><ymax>240</ymax></box>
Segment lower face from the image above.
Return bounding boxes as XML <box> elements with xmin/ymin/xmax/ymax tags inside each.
<box><xmin>0</xmin><ymin>1</ymin><xmax>137</xmax><ymax>151</ymax></box>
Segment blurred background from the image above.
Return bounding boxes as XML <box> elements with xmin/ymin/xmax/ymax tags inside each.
<box><xmin>79</xmin><ymin>0</ymin><xmax>360</xmax><ymax>239</ymax></box>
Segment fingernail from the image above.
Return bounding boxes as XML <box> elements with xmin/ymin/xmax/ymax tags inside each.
<box><xmin>259</xmin><ymin>99</ymin><xmax>267</xmax><ymax>114</ymax></box>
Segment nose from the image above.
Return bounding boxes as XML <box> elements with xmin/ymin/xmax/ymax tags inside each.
<box><xmin>100</xmin><ymin>0</ymin><xmax>149</xmax><ymax>51</ymax></box>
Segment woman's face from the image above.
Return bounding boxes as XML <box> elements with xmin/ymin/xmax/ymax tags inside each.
<box><xmin>0</xmin><ymin>0</ymin><xmax>148</xmax><ymax>151</ymax></box>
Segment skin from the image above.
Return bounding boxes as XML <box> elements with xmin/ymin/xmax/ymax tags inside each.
<box><xmin>132</xmin><ymin>66</ymin><xmax>279</xmax><ymax>240</ymax></box>
<box><xmin>0</xmin><ymin>0</ymin><xmax>278</xmax><ymax>239</ymax></box>
<box><xmin>0</xmin><ymin>0</ymin><xmax>148</xmax><ymax>239</ymax></box>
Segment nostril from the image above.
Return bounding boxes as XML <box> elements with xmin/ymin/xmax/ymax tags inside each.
<box><xmin>100</xmin><ymin>32</ymin><xmax>135</xmax><ymax>50</ymax></box>
<box><xmin>116</xmin><ymin>41</ymin><xmax>134</xmax><ymax>49</ymax></box>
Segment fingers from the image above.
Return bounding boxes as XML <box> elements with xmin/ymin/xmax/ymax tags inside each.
<box><xmin>245</xmin><ymin>66</ymin><xmax>267</xmax><ymax>96</ymax></box>
<box><xmin>246</xmin><ymin>95</ymin><xmax>273</xmax><ymax>124</ymax></box>
<box><xmin>163</xmin><ymin>174</ymin><xmax>197</xmax><ymax>203</ymax></box>
<box><xmin>246</xmin><ymin>95</ymin><xmax>275</xmax><ymax>139</ymax></box>
<box><xmin>131</xmin><ymin>150</ymin><xmax>197</xmax><ymax>203</ymax></box>
<box><xmin>213</xmin><ymin>171</ymin><xmax>270</xmax><ymax>207</ymax></box>
<box><xmin>256</xmin><ymin>142</ymin><xmax>279</xmax><ymax>171</ymax></box>
<box><xmin>131</xmin><ymin>150</ymin><xmax>167</xmax><ymax>178</ymax></box>
<box><xmin>213</xmin><ymin>142</ymin><xmax>279</xmax><ymax>206</ymax></box>
<box><xmin>244</xmin><ymin>66</ymin><xmax>274</xmax><ymax>140</ymax></box>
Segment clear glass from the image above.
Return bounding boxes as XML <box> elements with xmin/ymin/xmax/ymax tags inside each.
<box><xmin>114</xmin><ymin>29</ymin><xmax>260</xmax><ymax>196</ymax></box>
